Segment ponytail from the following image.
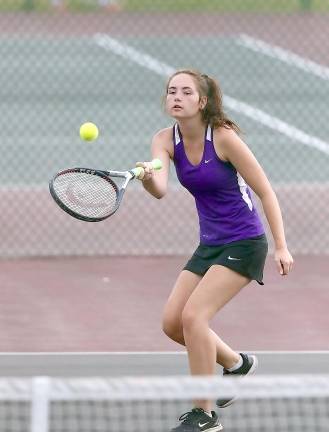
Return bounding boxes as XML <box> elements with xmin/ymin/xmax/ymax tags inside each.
<box><xmin>200</xmin><ymin>74</ymin><xmax>241</xmax><ymax>134</ymax></box>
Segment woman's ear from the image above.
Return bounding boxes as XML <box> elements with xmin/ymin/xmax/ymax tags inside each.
<box><xmin>200</xmin><ymin>96</ymin><xmax>207</xmax><ymax>110</ymax></box>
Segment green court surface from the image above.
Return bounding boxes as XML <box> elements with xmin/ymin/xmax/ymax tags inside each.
<box><xmin>124</xmin><ymin>0</ymin><xmax>328</xmax><ymax>12</ymax></box>
<box><xmin>2</xmin><ymin>0</ymin><xmax>329</xmax><ymax>12</ymax></box>
<box><xmin>1</xmin><ymin>33</ymin><xmax>328</xmax><ymax>185</ymax></box>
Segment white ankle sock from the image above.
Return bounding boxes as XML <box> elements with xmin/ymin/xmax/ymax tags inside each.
<box><xmin>227</xmin><ymin>354</ymin><xmax>243</xmax><ymax>372</ymax></box>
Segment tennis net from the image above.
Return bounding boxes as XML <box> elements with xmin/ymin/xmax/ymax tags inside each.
<box><xmin>0</xmin><ymin>374</ymin><xmax>328</xmax><ymax>431</ymax></box>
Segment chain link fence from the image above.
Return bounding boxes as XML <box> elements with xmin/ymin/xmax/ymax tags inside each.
<box><xmin>1</xmin><ymin>0</ymin><xmax>328</xmax><ymax>257</ymax></box>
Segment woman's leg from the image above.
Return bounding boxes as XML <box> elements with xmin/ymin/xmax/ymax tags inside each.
<box><xmin>181</xmin><ymin>265</ymin><xmax>251</xmax><ymax>412</ymax></box>
<box><xmin>162</xmin><ymin>269</ymin><xmax>243</xmax><ymax>369</ymax></box>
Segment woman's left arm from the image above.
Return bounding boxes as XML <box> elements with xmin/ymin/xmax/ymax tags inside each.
<box><xmin>217</xmin><ymin>128</ymin><xmax>293</xmax><ymax>276</ymax></box>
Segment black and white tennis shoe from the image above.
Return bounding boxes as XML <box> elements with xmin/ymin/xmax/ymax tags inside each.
<box><xmin>216</xmin><ymin>353</ymin><xmax>258</xmax><ymax>408</ymax></box>
<box><xmin>171</xmin><ymin>408</ymin><xmax>223</xmax><ymax>431</ymax></box>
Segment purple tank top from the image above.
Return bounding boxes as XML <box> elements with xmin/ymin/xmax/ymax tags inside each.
<box><xmin>173</xmin><ymin>124</ymin><xmax>265</xmax><ymax>245</ymax></box>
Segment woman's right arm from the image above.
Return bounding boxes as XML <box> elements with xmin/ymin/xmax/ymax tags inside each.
<box><xmin>136</xmin><ymin>129</ymin><xmax>172</xmax><ymax>199</ymax></box>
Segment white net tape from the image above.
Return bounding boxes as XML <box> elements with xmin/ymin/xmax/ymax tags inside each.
<box><xmin>0</xmin><ymin>375</ymin><xmax>328</xmax><ymax>432</ymax></box>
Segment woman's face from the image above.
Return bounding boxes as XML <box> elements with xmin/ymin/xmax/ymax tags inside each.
<box><xmin>166</xmin><ymin>73</ymin><xmax>206</xmax><ymax>120</ymax></box>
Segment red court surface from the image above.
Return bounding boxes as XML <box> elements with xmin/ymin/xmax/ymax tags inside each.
<box><xmin>0</xmin><ymin>255</ymin><xmax>328</xmax><ymax>352</ymax></box>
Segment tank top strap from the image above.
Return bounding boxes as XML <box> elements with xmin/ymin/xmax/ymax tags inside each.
<box><xmin>204</xmin><ymin>125</ymin><xmax>218</xmax><ymax>161</ymax></box>
<box><xmin>173</xmin><ymin>123</ymin><xmax>182</xmax><ymax>146</ymax></box>
<box><xmin>173</xmin><ymin>123</ymin><xmax>184</xmax><ymax>163</ymax></box>
<box><xmin>205</xmin><ymin>124</ymin><xmax>212</xmax><ymax>142</ymax></box>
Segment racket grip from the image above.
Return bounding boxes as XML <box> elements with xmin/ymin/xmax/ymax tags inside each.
<box><xmin>132</xmin><ymin>166</ymin><xmax>145</xmax><ymax>178</ymax></box>
<box><xmin>132</xmin><ymin>159</ymin><xmax>162</xmax><ymax>179</ymax></box>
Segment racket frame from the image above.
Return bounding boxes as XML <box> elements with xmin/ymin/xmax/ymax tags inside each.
<box><xmin>49</xmin><ymin>167</ymin><xmax>137</xmax><ymax>222</ymax></box>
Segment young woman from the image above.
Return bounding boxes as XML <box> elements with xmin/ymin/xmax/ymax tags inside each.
<box><xmin>136</xmin><ymin>69</ymin><xmax>293</xmax><ymax>432</ymax></box>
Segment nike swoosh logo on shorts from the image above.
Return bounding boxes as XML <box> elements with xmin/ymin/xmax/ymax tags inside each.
<box><xmin>228</xmin><ymin>256</ymin><xmax>242</xmax><ymax>261</ymax></box>
<box><xmin>205</xmin><ymin>159</ymin><xmax>212</xmax><ymax>164</ymax></box>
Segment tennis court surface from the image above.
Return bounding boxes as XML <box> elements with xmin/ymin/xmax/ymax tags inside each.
<box><xmin>0</xmin><ymin>3</ymin><xmax>328</xmax><ymax>431</ymax></box>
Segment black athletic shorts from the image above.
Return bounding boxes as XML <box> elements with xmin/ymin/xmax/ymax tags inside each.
<box><xmin>183</xmin><ymin>234</ymin><xmax>268</xmax><ymax>285</ymax></box>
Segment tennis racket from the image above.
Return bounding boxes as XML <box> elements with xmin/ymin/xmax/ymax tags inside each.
<box><xmin>49</xmin><ymin>158</ymin><xmax>162</xmax><ymax>222</ymax></box>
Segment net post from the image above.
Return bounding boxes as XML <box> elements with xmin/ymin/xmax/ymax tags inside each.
<box><xmin>31</xmin><ymin>376</ymin><xmax>50</xmax><ymax>432</ymax></box>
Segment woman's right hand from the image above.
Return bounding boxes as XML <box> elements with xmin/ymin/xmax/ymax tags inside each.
<box><xmin>135</xmin><ymin>161</ymin><xmax>155</xmax><ymax>181</ymax></box>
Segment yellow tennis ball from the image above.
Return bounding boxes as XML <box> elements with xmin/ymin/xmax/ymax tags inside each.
<box><xmin>79</xmin><ymin>122</ymin><xmax>99</xmax><ymax>141</ymax></box>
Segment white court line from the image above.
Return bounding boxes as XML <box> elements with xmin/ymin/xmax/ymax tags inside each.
<box><xmin>93</xmin><ymin>33</ymin><xmax>329</xmax><ymax>157</ymax></box>
<box><xmin>94</xmin><ymin>33</ymin><xmax>174</xmax><ymax>76</ymax></box>
<box><xmin>224</xmin><ymin>95</ymin><xmax>329</xmax><ymax>156</ymax></box>
<box><xmin>236</xmin><ymin>33</ymin><xmax>329</xmax><ymax>81</ymax></box>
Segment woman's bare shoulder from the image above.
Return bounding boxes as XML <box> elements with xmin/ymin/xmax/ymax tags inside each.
<box><xmin>153</xmin><ymin>126</ymin><xmax>173</xmax><ymax>141</ymax></box>
<box><xmin>152</xmin><ymin>126</ymin><xmax>174</xmax><ymax>158</ymax></box>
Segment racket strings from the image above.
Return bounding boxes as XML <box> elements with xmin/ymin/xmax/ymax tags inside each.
<box><xmin>53</xmin><ymin>172</ymin><xmax>118</xmax><ymax>218</ymax></box>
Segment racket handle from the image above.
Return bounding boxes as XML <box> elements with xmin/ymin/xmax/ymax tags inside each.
<box><xmin>132</xmin><ymin>166</ymin><xmax>144</xmax><ymax>178</ymax></box>
<box><xmin>132</xmin><ymin>158</ymin><xmax>162</xmax><ymax>178</ymax></box>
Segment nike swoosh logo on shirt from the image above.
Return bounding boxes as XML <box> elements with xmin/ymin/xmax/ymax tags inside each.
<box><xmin>205</xmin><ymin>159</ymin><xmax>212</xmax><ymax>164</ymax></box>
<box><xmin>228</xmin><ymin>256</ymin><xmax>242</xmax><ymax>261</ymax></box>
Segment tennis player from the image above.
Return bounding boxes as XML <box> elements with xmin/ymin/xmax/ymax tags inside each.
<box><xmin>137</xmin><ymin>69</ymin><xmax>293</xmax><ymax>432</ymax></box>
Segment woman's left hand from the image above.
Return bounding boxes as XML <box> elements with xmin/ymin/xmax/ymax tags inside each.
<box><xmin>274</xmin><ymin>247</ymin><xmax>294</xmax><ymax>276</ymax></box>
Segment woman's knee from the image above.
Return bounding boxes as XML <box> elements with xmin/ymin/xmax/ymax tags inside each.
<box><xmin>181</xmin><ymin>305</ymin><xmax>205</xmax><ymax>332</ymax></box>
<box><xmin>162</xmin><ymin>314</ymin><xmax>183</xmax><ymax>342</ymax></box>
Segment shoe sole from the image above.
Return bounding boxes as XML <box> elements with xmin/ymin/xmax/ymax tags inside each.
<box><xmin>216</xmin><ymin>355</ymin><xmax>258</xmax><ymax>408</ymax></box>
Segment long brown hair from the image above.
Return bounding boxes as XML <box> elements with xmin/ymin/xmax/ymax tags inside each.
<box><xmin>166</xmin><ymin>69</ymin><xmax>241</xmax><ymax>134</ymax></box>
